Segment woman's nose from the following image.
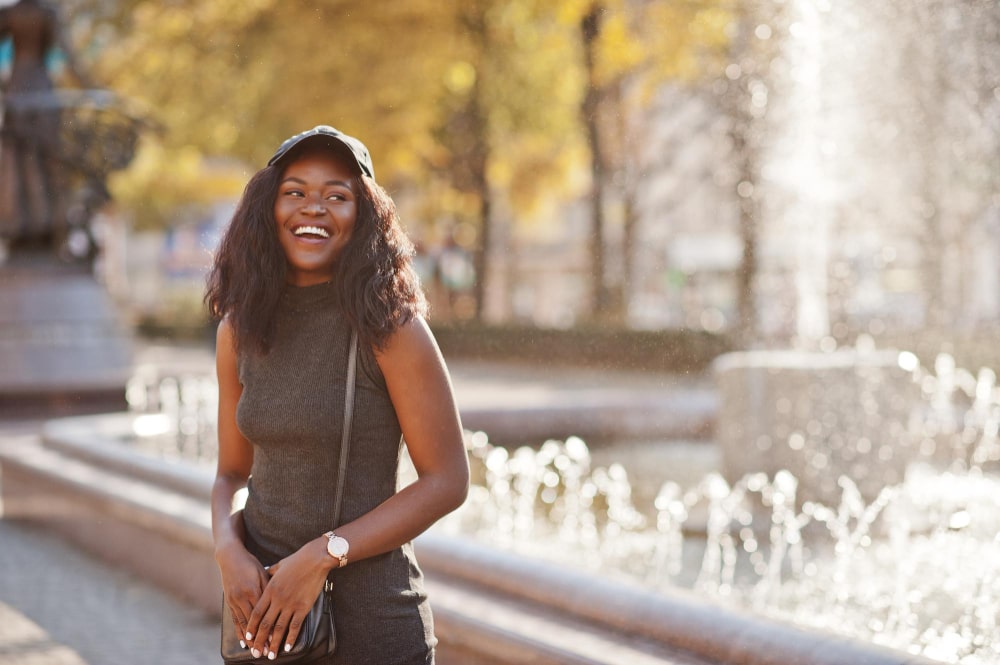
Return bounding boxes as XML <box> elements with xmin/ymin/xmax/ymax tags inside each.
<box><xmin>302</xmin><ymin>200</ymin><xmax>327</xmax><ymax>215</ymax></box>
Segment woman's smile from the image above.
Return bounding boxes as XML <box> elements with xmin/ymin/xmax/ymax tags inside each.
<box><xmin>292</xmin><ymin>224</ymin><xmax>332</xmax><ymax>240</ymax></box>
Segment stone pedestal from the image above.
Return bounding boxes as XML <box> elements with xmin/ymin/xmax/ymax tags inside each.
<box><xmin>0</xmin><ymin>252</ymin><xmax>132</xmax><ymax>415</ymax></box>
<box><xmin>714</xmin><ymin>350</ymin><xmax>918</xmax><ymax>507</ymax></box>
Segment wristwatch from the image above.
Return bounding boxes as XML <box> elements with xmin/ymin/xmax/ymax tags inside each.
<box><xmin>324</xmin><ymin>531</ymin><xmax>349</xmax><ymax>568</ymax></box>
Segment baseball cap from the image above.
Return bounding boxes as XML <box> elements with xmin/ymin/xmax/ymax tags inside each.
<box><xmin>267</xmin><ymin>125</ymin><xmax>375</xmax><ymax>180</ymax></box>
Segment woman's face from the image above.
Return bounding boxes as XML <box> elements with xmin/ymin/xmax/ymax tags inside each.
<box><xmin>274</xmin><ymin>149</ymin><xmax>359</xmax><ymax>286</ymax></box>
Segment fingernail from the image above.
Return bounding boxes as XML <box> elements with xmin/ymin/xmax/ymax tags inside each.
<box><xmin>251</xmin><ymin>648</ymin><xmax>261</xmax><ymax>658</ymax></box>
<box><xmin>240</xmin><ymin>640</ymin><xmax>246</xmax><ymax>649</ymax></box>
<box><xmin>246</xmin><ymin>632</ymin><xmax>253</xmax><ymax>641</ymax></box>
<box><xmin>284</xmin><ymin>644</ymin><xmax>292</xmax><ymax>653</ymax></box>
<box><xmin>268</xmin><ymin>652</ymin><xmax>276</xmax><ymax>660</ymax></box>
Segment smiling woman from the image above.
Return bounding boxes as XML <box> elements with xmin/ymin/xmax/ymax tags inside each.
<box><xmin>204</xmin><ymin>126</ymin><xmax>469</xmax><ymax>664</ymax></box>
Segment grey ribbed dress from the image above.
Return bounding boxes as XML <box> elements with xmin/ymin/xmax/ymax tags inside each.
<box><xmin>235</xmin><ymin>282</ymin><xmax>435</xmax><ymax>665</ymax></box>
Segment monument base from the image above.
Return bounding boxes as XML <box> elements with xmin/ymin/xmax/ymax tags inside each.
<box><xmin>0</xmin><ymin>252</ymin><xmax>132</xmax><ymax>416</ymax></box>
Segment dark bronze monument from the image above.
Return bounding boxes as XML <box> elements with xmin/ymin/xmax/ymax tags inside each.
<box><xmin>1</xmin><ymin>0</ymin><xmax>144</xmax><ymax>414</ymax></box>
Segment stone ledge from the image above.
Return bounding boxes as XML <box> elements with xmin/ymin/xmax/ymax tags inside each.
<box><xmin>416</xmin><ymin>534</ymin><xmax>937</xmax><ymax>665</ymax></box>
<box><xmin>41</xmin><ymin>413</ymin><xmax>214</xmax><ymax>500</ymax></box>
<box><xmin>0</xmin><ymin>440</ymin><xmax>219</xmax><ymax>611</ymax></box>
<box><xmin>0</xmin><ymin>435</ymin><xmax>707</xmax><ymax>665</ymax></box>
<box><xmin>1</xmin><ymin>423</ymin><xmax>939</xmax><ymax>665</ymax></box>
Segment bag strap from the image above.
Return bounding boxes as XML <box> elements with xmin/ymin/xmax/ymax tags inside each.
<box><xmin>331</xmin><ymin>329</ymin><xmax>358</xmax><ymax>527</ymax></box>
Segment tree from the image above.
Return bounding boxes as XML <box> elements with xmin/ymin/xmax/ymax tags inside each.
<box><xmin>579</xmin><ymin>4</ymin><xmax>610</xmax><ymax>320</ymax></box>
<box><xmin>563</xmin><ymin>0</ymin><xmax>731</xmax><ymax>323</ymax></box>
<box><xmin>716</xmin><ymin>0</ymin><xmax>789</xmax><ymax>346</ymax></box>
<box><xmin>72</xmin><ymin>0</ymin><xmax>590</xmax><ymax>322</ymax></box>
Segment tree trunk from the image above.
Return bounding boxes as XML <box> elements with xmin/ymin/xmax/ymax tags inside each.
<box><xmin>580</xmin><ymin>3</ymin><xmax>609</xmax><ymax>321</ymax></box>
<box><xmin>461</xmin><ymin>2</ymin><xmax>493</xmax><ymax>323</ymax></box>
<box><xmin>611</xmin><ymin>78</ymin><xmax>638</xmax><ymax>325</ymax></box>
<box><xmin>726</xmin><ymin>11</ymin><xmax>759</xmax><ymax>348</ymax></box>
<box><xmin>469</xmin><ymin>76</ymin><xmax>492</xmax><ymax>322</ymax></box>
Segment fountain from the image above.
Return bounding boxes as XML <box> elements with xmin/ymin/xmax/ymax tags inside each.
<box><xmin>94</xmin><ymin>342</ymin><xmax>998</xmax><ymax>664</ymax></box>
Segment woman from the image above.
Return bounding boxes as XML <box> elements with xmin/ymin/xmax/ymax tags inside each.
<box><xmin>206</xmin><ymin>125</ymin><xmax>469</xmax><ymax>664</ymax></box>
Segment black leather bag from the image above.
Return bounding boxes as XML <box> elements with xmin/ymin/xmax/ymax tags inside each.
<box><xmin>221</xmin><ymin>590</ymin><xmax>334</xmax><ymax>663</ymax></box>
<box><xmin>220</xmin><ymin>331</ymin><xmax>358</xmax><ymax>663</ymax></box>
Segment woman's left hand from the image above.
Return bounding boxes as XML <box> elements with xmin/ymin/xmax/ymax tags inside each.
<box><xmin>245</xmin><ymin>539</ymin><xmax>329</xmax><ymax>660</ymax></box>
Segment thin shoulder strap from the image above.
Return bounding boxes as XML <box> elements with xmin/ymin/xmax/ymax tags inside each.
<box><xmin>331</xmin><ymin>329</ymin><xmax>358</xmax><ymax>527</ymax></box>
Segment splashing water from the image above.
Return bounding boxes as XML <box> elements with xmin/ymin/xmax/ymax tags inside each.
<box><xmin>436</xmin><ymin>434</ymin><xmax>999</xmax><ymax>664</ymax></box>
<box><xmin>431</xmin><ymin>353</ymin><xmax>1000</xmax><ymax>664</ymax></box>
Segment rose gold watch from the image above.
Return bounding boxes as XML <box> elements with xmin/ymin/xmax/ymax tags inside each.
<box><xmin>324</xmin><ymin>531</ymin><xmax>349</xmax><ymax>568</ymax></box>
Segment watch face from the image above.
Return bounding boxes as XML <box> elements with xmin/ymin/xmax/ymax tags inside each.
<box><xmin>327</xmin><ymin>536</ymin><xmax>349</xmax><ymax>558</ymax></box>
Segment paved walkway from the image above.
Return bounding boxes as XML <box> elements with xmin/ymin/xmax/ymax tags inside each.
<box><xmin>0</xmin><ymin>514</ymin><xmax>219</xmax><ymax>665</ymax></box>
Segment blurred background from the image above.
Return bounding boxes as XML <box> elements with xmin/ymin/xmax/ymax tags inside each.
<box><xmin>1</xmin><ymin>1</ymin><xmax>999</xmax><ymax>664</ymax></box>
<box><xmin>4</xmin><ymin>0</ymin><xmax>995</xmax><ymax>362</ymax></box>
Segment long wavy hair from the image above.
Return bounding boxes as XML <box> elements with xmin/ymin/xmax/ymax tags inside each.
<box><xmin>205</xmin><ymin>151</ymin><xmax>427</xmax><ymax>356</ymax></box>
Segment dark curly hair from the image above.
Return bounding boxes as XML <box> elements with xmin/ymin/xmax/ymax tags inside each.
<box><xmin>205</xmin><ymin>152</ymin><xmax>427</xmax><ymax>356</ymax></box>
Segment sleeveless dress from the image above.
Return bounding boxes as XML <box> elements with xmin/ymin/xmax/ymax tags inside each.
<box><xmin>235</xmin><ymin>282</ymin><xmax>435</xmax><ymax>665</ymax></box>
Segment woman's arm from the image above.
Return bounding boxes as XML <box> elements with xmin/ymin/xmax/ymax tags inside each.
<box><xmin>212</xmin><ymin>319</ymin><xmax>268</xmax><ymax>653</ymax></box>
<box><xmin>247</xmin><ymin>315</ymin><xmax>469</xmax><ymax>657</ymax></box>
<box><xmin>340</xmin><ymin>314</ymin><xmax>470</xmax><ymax>554</ymax></box>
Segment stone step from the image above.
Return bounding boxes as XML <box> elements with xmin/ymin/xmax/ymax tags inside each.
<box><xmin>0</xmin><ymin>420</ymin><xmax>938</xmax><ymax>665</ymax></box>
<box><xmin>0</xmin><ymin>433</ymin><xmax>714</xmax><ymax>665</ymax></box>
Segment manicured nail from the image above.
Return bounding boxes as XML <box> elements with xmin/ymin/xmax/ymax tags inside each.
<box><xmin>246</xmin><ymin>632</ymin><xmax>253</xmax><ymax>641</ymax></box>
<box><xmin>251</xmin><ymin>648</ymin><xmax>261</xmax><ymax>658</ymax></box>
<box><xmin>284</xmin><ymin>644</ymin><xmax>292</xmax><ymax>653</ymax></box>
<box><xmin>240</xmin><ymin>640</ymin><xmax>246</xmax><ymax>649</ymax></box>
<box><xmin>268</xmin><ymin>651</ymin><xmax>276</xmax><ymax>660</ymax></box>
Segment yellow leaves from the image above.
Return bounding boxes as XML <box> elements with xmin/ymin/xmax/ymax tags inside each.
<box><xmin>107</xmin><ymin>139</ymin><xmax>246</xmax><ymax>231</ymax></box>
<box><xmin>554</xmin><ymin>0</ymin><xmax>595</xmax><ymax>25</ymax></box>
<box><xmin>687</xmin><ymin>6</ymin><xmax>733</xmax><ymax>49</ymax></box>
<box><xmin>595</xmin><ymin>11</ymin><xmax>644</xmax><ymax>84</ymax></box>
<box><xmin>78</xmin><ymin>0</ymin><xmax>736</xmax><ymax>234</ymax></box>
<box><xmin>445</xmin><ymin>61</ymin><xmax>477</xmax><ymax>95</ymax></box>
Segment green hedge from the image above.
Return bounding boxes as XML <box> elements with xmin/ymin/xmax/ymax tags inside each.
<box><xmin>133</xmin><ymin>311</ymin><xmax>732</xmax><ymax>374</ymax></box>
<box><xmin>430</xmin><ymin>323</ymin><xmax>732</xmax><ymax>374</ymax></box>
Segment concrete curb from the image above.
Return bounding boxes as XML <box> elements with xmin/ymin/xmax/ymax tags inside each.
<box><xmin>3</xmin><ymin>418</ymin><xmax>940</xmax><ymax>665</ymax></box>
<box><xmin>41</xmin><ymin>413</ymin><xmax>215</xmax><ymax>500</ymax></box>
<box><xmin>416</xmin><ymin>534</ymin><xmax>937</xmax><ymax>665</ymax></box>
<box><xmin>0</xmin><ymin>439</ymin><xmax>219</xmax><ymax>611</ymax></box>
<box><xmin>459</xmin><ymin>392</ymin><xmax>717</xmax><ymax>445</ymax></box>
<box><xmin>2</xmin><ymin>434</ymin><xmax>698</xmax><ymax>665</ymax></box>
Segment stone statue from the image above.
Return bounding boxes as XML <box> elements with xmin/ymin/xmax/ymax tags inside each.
<box><xmin>0</xmin><ymin>0</ymin><xmax>142</xmax><ymax>262</ymax></box>
<box><xmin>0</xmin><ymin>1</ymin><xmax>143</xmax><ymax>412</ymax></box>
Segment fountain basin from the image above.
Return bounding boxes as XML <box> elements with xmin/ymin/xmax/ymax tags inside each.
<box><xmin>0</xmin><ymin>413</ymin><xmax>938</xmax><ymax>665</ymax></box>
<box><xmin>715</xmin><ymin>349</ymin><xmax>919</xmax><ymax>506</ymax></box>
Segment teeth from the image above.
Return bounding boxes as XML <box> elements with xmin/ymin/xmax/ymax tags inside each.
<box><xmin>293</xmin><ymin>226</ymin><xmax>330</xmax><ymax>238</ymax></box>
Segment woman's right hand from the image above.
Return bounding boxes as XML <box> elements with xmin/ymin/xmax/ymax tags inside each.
<box><xmin>217</xmin><ymin>542</ymin><xmax>269</xmax><ymax>649</ymax></box>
